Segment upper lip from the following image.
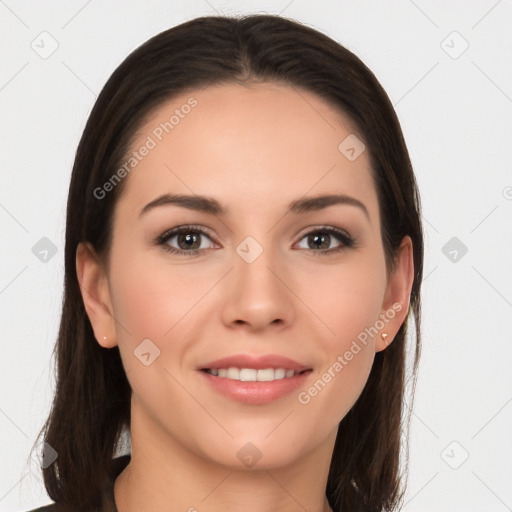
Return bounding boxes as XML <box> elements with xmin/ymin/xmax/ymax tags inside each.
<box><xmin>199</xmin><ymin>354</ymin><xmax>311</xmax><ymax>372</ymax></box>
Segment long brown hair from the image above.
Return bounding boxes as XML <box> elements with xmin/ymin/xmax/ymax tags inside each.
<box><xmin>30</xmin><ymin>14</ymin><xmax>423</xmax><ymax>511</ymax></box>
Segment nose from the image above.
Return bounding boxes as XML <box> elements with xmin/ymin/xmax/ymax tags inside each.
<box><xmin>220</xmin><ymin>246</ymin><xmax>295</xmax><ymax>332</ymax></box>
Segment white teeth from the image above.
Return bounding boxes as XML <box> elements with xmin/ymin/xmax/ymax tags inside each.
<box><xmin>274</xmin><ymin>368</ymin><xmax>286</xmax><ymax>379</ymax></box>
<box><xmin>205</xmin><ymin>367</ymin><xmax>301</xmax><ymax>381</ymax></box>
<box><xmin>239</xmin><ymin>368</ymin><xmax>257</xmax><ymax>381</ymax></box>
<box><xmin>226</xmin><ymin>367</ymin><xmax>239</xmax><ymax>379</ymax></box>
<box><xmin>256</xmin><ymin>368</ymin><xmax>274</xmax><ymax>381</ymax></box>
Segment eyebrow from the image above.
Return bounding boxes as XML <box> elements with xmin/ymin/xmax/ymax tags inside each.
<box><xmin>139</xmin><ymin>193</ymin><xmax>369</xmax><ymax>219</ymax></box>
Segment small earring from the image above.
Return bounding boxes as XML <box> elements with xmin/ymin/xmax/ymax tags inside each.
<box><xmin>103</xmin><ymin>336</ymin><xmax>107</xmax><ymax>341</ymax></box>
<box><xmin>381</xmin><ymin>333</ymin><xmax>388</xmax><ymax>342</ymax></box>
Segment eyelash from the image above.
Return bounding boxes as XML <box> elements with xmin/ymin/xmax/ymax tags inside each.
<box><xmin>154</xmin><ymin>224</ymin><xmax>356</xmax><ymax>256</ymax></box>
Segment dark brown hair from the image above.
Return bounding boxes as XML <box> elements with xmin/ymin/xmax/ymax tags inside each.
<box><xmin>30</xmin><ymin>14</ymin><xmax>423</xmax><ymax>512</ymax></box>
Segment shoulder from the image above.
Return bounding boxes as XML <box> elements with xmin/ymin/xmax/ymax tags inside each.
<box><xmin>25</xmin><ymin>454</ymin><xmax>131</xmax><ymax>512</ymax></box>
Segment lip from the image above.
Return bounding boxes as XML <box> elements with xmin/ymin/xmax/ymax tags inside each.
<box><xmin>197</xmin><ymin>353</ymin><xmax>313</xmax><ymax>405</ymax></box>
<box><xmin>199</xmin><ymin>353</ymin><xmax>311</xmax><ymax>373</ymax></box>
<box><xmin>199</xmin><ymin>369</ymin><xmax>312</xmax><ymax>405</ymax></box>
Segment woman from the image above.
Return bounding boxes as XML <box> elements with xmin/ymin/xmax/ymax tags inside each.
<box><xmin>29</xmin><ymin>14</ymin><xmax>423</xmax><ymax>512</ymax></box>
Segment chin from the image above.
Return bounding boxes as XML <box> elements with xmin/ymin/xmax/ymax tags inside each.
<box><xmin>197</xmin><ymin>432</ymin><xmax>311</xmax><ymax>471</ymax></box>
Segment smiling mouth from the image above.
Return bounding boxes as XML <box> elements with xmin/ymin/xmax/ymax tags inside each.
<box><xmin>201</xmin><ymin>367</ymin><xmax>311</xmax><ymax>382</ymax></box>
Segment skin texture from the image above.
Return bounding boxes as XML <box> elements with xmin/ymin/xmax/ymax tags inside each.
<box><xmin>76</xmin><ymin>82</ymin><xmax>414</xmax><ymax>512</ymax></box>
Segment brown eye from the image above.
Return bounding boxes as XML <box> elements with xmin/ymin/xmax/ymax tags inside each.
<box><xmin>176</xmin><ymin>232</ymin><xmax>202</xmax><ymax>250</ymax></box>
<box><xmin>156</xmin><ymin>226</ymin><xmax>217</xmax><ymax>255</ymax></box>
<box><xmin>307</xmin><ymin>233</ymin><xmax>332</xmax><ymax>250</ymax></box>
<box><xmin>296</xmin><ymin>227</ymin><xmax>355</xmax><ymax>255</ymax></box>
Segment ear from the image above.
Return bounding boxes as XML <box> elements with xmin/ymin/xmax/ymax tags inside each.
<box><xmin>375</xmin><ymin>236</ymin><xmax>414</xmax><ymax>353</ymax></box>
<box><xmin>76</xmin><ymin>242</ymin><xmax>117</xmax><ymax>348</ymax></box>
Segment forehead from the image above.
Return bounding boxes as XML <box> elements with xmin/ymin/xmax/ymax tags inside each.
<box><xmin>116</xmin><ymin>82</ymin><xmax>377</xmax><ymax>219</ymax></box>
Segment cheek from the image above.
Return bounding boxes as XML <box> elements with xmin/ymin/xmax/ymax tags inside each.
<box><xmin>108</xmin><ymin>255</ymin><xmax>204</xmax><ymax>418</ymax></box>
<box><xmin>109</xmin><ymin>250</ymin><xmax>211</xmax><ymax>343</ymax></box>
<box><xmin>293</xmin><ymin>255</ymin><xmax>385</xmax><ymax>417</ymax></box>
<box><xmin>297</xmin><ymin>279</ymin><xmax>379</xmax><ymax>425</ymax></box>
<box><xmin>299</xmin><ymin>342</ymin><xmax>375</xmax><ymax>427</ymax></box>
<box><xmin>297</xmin><ymin>253</ymin><xmax>387</xmax><ymax>347</ymax></box>
<box><xmin>108</xmin><ymin>249</ymin><xmax>227</xmax><ymax>392</ymax></box>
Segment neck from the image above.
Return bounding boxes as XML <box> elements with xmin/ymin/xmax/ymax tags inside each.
<box><xmin>114</xmin><ymin>400</ymin><xmax>336</xmax><ymax>512</ymax></box>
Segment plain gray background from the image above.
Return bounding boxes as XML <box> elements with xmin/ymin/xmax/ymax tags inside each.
<box><xmin>1</xmin><ymin>1</ymin><xmax>511</xmax><ymax>510</ymax></box>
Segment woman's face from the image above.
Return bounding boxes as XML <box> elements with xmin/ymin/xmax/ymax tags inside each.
<box><xmin>80</xmin><ymin>82</ymin><xmax>411</xmax><ymax>469</ymax></box>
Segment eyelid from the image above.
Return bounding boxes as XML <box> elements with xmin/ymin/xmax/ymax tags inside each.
<box><xmin>156</xmin><ymin>224</ymin><xmax>217</xmax><ymax>243</ymax></box>
<box><xmin>293</xmin><ymin>224</ymin><xmax>352</xmax><ymax>242</ymax></box>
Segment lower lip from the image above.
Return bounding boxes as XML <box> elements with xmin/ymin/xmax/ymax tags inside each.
<box><xmin>198</xmin><ymin>370</ymin><xmax>312</xmax><ymax>405</ymax></box>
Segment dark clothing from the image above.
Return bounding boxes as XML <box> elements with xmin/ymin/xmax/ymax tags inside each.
<box><xmin>27</xmin><ymin>455</ymin><xmax>130</xmax><ymax>512</ymax></box>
